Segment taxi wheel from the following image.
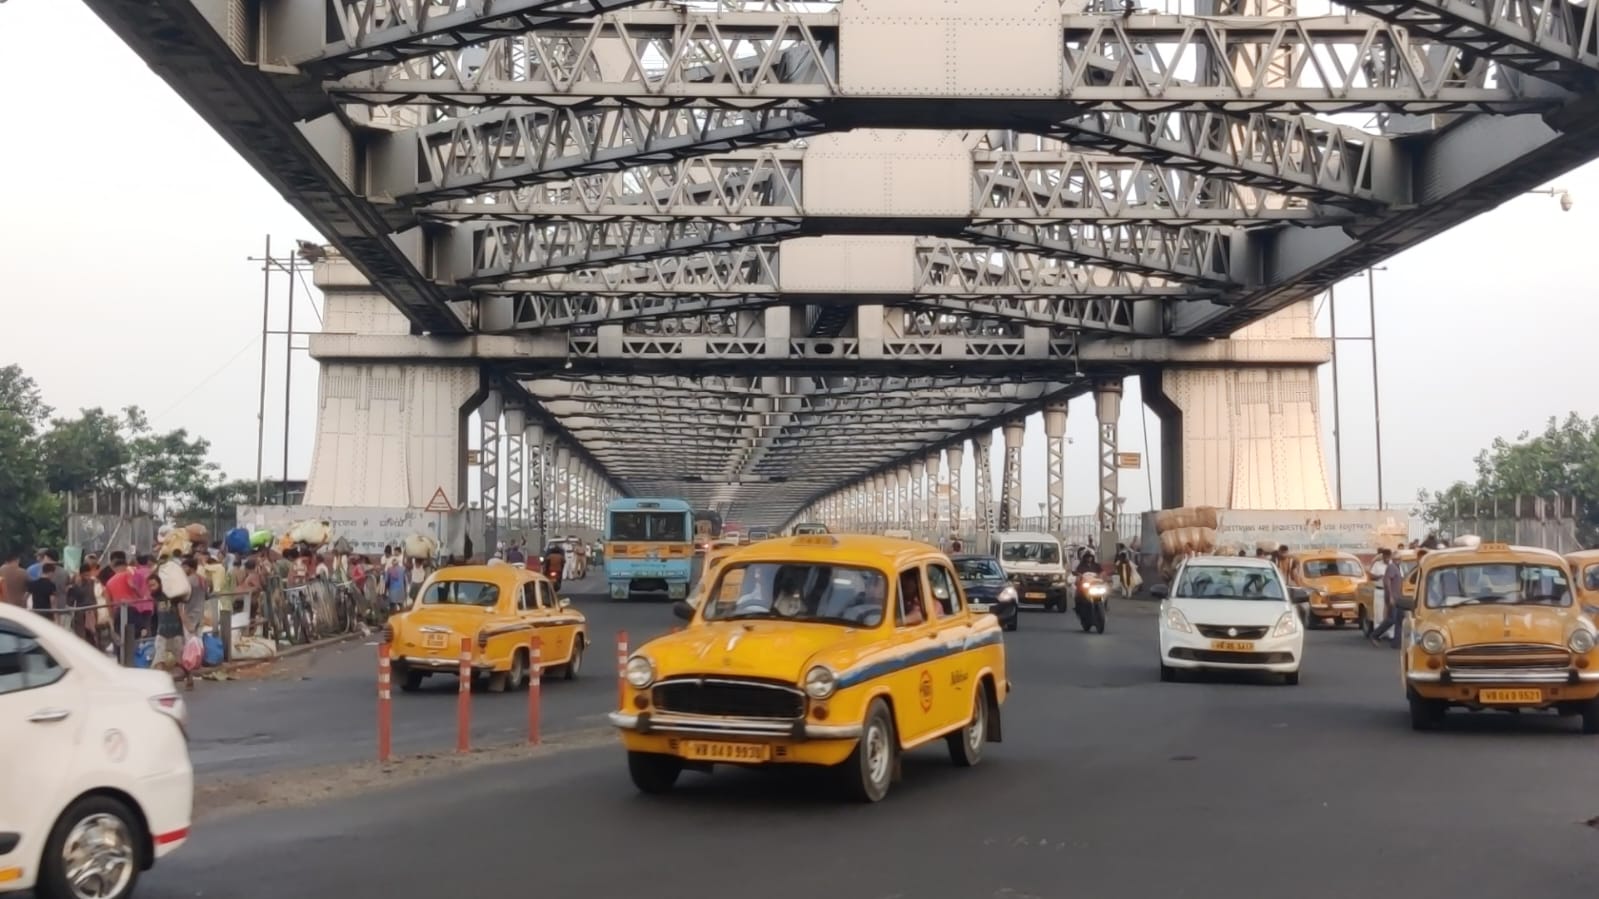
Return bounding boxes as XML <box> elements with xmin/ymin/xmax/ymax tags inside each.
<box><xmin>842</xmin><ymin>700</ymin><xmax>896</xmax><ymax>803</ymax></box>
<box><xmin>507</xmin><ymin>651</ymin><xmax>528</xmax><ymax>691</ymax></box>
<box><xmin>1409</xmin><ymin>696</ymin><xmax>1446</xmax><ymax>731</ymax></box>
<box><xmin>563</xmin><ymin>636</ymin><xmax>584</xmax><ymax>681</ymax></box>
<box><xmin>399</xmin><ymin>669</ymin><xmax>425</xmax><ymax>692</ymax></box>
<box><xmin>627</xmin><ymin>752</ymin><xmax>683</xmax><ymax>794</ymax></box>
<box><xmin>947</xmin><ymin>687</ymin><xmax>989</xmax><ymax>767</ymax></box>
<box><xmin>1580</xmin><ymin>700</ymin><xmax>1599</xmax><ymax>735</ymax></box>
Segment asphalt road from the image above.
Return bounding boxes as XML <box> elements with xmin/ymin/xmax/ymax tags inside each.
<box><xmin>182</xmin><ymin>569</ymin><xmax>678</xmax><ymax>776</ymax></box>
<box><xmin>151</xmin><ymin>596</ymin><xmax>1599</xmax><ymax>899</ymax></box>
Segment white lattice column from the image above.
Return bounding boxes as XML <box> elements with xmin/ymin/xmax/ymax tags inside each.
<box><xmin>925</xmin><ymin>450</ymin><xmax>942</xmax><ymax>538</ymax></box>
<box><xmin>910</xmin><ymin>458</ymin><xmax>926</xmax><ymax>533</ymax></box>
<box><xmin>1095</xmin><ymin>381</ymin><xmax>1124</xmax><ymax>553</ymax></box>
<box><xmin>478</xmin><ymin>390</ymin><xmax>503</xmax><ymax>553</ymax></box>
<box><xmin>972</xmin><ymin>431</ymin><xmax>994</xmax><ymax>545</ymax></box>
<box><xmin>1000</xmin><ymin>420</ymin><xmax>1025</xmax><ymax>531</ymax></box>
<box><xmin>897</xmin><ymin>467</ymin><xmax>913</xmax><ymax>530</ymax></box>
<box><xmin>525</xmin><ymin>424</ymin><xmax>545</xmax><ymax>550</ymax></box>
<box><xmin>503</xmin><ymin>407</ymin><xmax>526</xmax><ymax>536</ymax></box>
<box><xmin>945</xmin><ymin>444</ymin><xmax>964</xmax><ymax>542</ymax></box>
<box><xmin>553</xmin><ymin>446</ymin><xmax>571</xmax><ymax>534</ymax></box>
<box><xmin>1043</xmin><ymin>401</ymin><xmax>1067</xmax><ymax>535</ymax></box>
<box><xmin>873</xmin><ymin>474</ymin><xmax>887</xmax><ymax>529</ymax></box>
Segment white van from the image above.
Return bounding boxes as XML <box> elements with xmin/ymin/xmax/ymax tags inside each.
<box><xmin>989</xmin><ymin>531</ymin><xmax>1071</xmax><ymax>612</ymax></box>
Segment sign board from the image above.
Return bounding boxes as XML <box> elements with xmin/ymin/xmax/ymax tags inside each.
<box><xmin>423</xmin><ymin>487</ymin><xmax>454</xmax><ymax>513</ymax></box>
<box><xmin>1212</xmin><ymin>510</ymin><xmax>1411</xmax><ymax>554</ymax></box>
<box><xmin>1116</xmin><ymin>452</ymin><xmax>1142</xmax><ymax>469</ymax></box>
<box><xmin>465</xmin><ymin>450</ymin><xmax>481</xmax><ymax>466</ymax></box>
<box><xmin>236</xmin><ymin>505</ymin><xmax>486</xmax><ymax>557</ymax></box>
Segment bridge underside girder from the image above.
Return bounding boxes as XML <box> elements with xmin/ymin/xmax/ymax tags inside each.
<box><xmin>82</xmin><ymin>0</ymin><xmax>1599</xmax><ymax>524</ymax></box>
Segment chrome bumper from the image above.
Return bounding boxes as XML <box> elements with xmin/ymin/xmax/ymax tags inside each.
<box><xmin>397</xmin><ymin>656</ymin><xmax>492</xmax><ymax>672</ymax></box>
<box><xmin>608</xmin><ymin>711</ymin><xmax>862</xmax><ymax>740</ymax></box>
<box><xmin>1407</xmin><ymin>668</ymin><xmax>1599</xmax><ymax>684</ymax></box>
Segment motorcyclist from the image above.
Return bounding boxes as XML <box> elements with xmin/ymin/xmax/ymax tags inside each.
<box><xmin>543</xmin><ymin>541</ymin><xmax>566</xmax><ymax>590</ymax></box>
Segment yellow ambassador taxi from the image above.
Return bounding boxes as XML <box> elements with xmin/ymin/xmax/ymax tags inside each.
<box><xmin>1398</xmin><ymin>541</ymin><xmax>1599</xmax><ymax>732</ymax></box>
<box><xmin>1564</xmin><ymin>550</ymin><xmax>1599</xmax><ymax>620</ymax></box>
<box><xmin>383</xmin><ymin>564</ymin><xmax>587</xmax><ymax>693</ymax></box>
<box><xmin>1284</xmin><ymin>549</ymin><xmax>1368</xmax><ymax>628</ymax></box>
<box><xmin>610</xmin><ymin>534</ymin><xmax>1009</xmax><ymax>803</ymax></box>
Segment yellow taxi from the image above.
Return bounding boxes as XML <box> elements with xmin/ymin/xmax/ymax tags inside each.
<box><xmin>383</xmin><ymin>564</ymin><xmax>587</xmax><ymax>693</ymax></box>
<box><xmin>1565</xmin><ymin>550</ymin><xmax>1599</xmax><ymax>619</ymax></box>
<box><xmin>1398</xmin><ymin>541</ymin><xmax>1599</xmax><ymax>732</ymax></box>
<box><xmin>1356</xmin><ymin>548</ymin><xmax>1418</xmax><ymax>635</ymax></box>
<box><xmin>609</xmin><ymin>534</ymin><xmax>1009</xmax><ymax>802</ymax></box>
<box><xmin>1283</xmin><ymin>549</ymin><xmax>1368</xmax><ymax>628</ymax></box>
<box><xmin>687</xmin><ymin>539</ymin><xmax>743</xmax><ymax>609</ymax></box>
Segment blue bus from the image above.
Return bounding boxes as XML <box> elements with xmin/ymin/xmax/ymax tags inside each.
<box><xmin>604</xmin><ymin>498</ymin><xmax>695</xmax><ymax>600</ymax></box>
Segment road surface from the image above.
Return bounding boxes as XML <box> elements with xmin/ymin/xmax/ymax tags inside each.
<box><xmin>146</xmin><ymin>598</ymin><xmax>1599</xmax><ymax>899</ymax></box>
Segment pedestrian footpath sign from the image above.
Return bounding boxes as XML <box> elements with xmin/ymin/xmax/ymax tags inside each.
<box><xmin>424</xmin><ymin>487</ymin><xmax>454</xmax><ymax>513</ymax></box>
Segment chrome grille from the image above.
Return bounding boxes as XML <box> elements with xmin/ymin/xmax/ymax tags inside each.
<box><xmin>652</xmin><ymin>678</ymin><xmax>805</xmax><ymax>719</ymax></box>
<box><xmin>1196</xmin><ymin>624</ymin><xmax>1269</xmax><ymax>640</ymax></box>
<box><xmin>1446</xmin><ymin>643</ymin><xmax>1571</xmax><ymax>670</ymax></box>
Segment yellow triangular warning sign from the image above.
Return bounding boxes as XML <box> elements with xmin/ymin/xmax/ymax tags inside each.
<box><xmin>423</xmin><ymin>487</ymin><xmax>454</xmax><ymax>513</ymax></box>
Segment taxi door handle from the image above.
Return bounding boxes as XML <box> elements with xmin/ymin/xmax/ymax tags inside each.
<box><xmin>28</xmin><ymin>708</ymin><xmax>71</xmax><ymax>724</ymax></box>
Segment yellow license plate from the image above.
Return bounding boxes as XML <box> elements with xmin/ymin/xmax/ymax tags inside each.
<box><xmin>1209</xmin><ymin>640</ymin><xmax>1255</xmax><ymax>652</ymax></box>
<box><xmin>1024</xmin><ymin>592</ymin><xmax>1046</xmax><ymax>599</ymax></box>
<box><xmin>424</xmin><ymin>633</ymin><xmax>448</xmax><ymax>649</ymax></box>
<box><xmin>681</xmin><ymin>741</ymin><xmax>771</xmax><ymax>763</ymax></box>
<box><xmin>1479</xmin><ymin>688</ymin><xmax>1542</xmax><ymax>704</ymax></box>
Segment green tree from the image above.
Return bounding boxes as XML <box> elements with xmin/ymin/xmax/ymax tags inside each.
<box><xmin>38</xmin><ymin>407</ymin><xmax>130</xmax><ymax>495</ymax></box>
<box><xmin>0</xmin><ymin>365</ymin><xmax>61</xmax><ymax>556</ymax></box>
<box><xmin>1418</xmin><ymin>413</ymin><xmax>1599</xmax><ymax>544</ymax></box>
<box><xmin>120</xmin><ymin>406</ymin><xmax>219</xmax><ymax>504</ymax></box>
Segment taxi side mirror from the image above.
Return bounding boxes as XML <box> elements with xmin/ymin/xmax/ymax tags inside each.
<box><xmin>672</xmin><ymin>600</ymin><xmax>695</xmax><ymax>622</ymax></box>
<box><xmin>558</xmin><ymin>598</ymin><xmax>571</xmax><ymax>609</ymax></box>
<box><xmin>1394</xmin><ymin>593</ymin><xmax>1417</xmax><ymax>611</ymax></box>
<box><xmin>1149</xmin><ymin>584</ymin><xmax>1169</xmax><ymax>599</ymax></box>
<box><xmin>1289</xmin><ymin>587</ymin><xmax>1311</xmax><ymax>604</ymax></box>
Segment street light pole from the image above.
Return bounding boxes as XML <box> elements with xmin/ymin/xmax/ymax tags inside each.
<box><xmin>255</xmin><ymin>235</ymin><xmax>271</xmax><ymax>505</ymax></box>
<box><xmin>1328</xmin><ymin>284</ymin><xmax>1343</xmax><ymax>509</ymax></box>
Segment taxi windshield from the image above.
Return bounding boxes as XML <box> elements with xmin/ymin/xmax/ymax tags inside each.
<box><xmin>1302</xmin><ymin>558</ymin><xmax>1363</xmax><ymax>578</ymax></box>
<box><xmin>953</xmin><ymin>557</ymin><xmax>1006</xmax><ymax>580</ymax></box>
<box><xmin>1424</xmin><ymin>563</ymin><xmax>1571</xmax><ymax>608</ymax></box>
<box><xmin>1000</xmin><ymin>542</ymin><xmax>1061</xmax><ymax>565</ymax></box>
<box><xmin>420</xmin><ymin>580</ymin><xmax>500</xmax><ymax>608</ymax></box>
<box><xmin>702</xmin><ymin>562</ymin><xmax>887</xmax><ymax>627</ymax></box>
<box><xmin>1174</xmin><ymin>565</ymin><xmax>1285</xmax><ymax>601</ymax></box>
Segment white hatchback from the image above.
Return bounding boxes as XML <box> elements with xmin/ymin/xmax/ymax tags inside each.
<box><xmin>0</xmin><ymin>604</ymin><xmax>193</xmax><ymax>899</ymax></box>
<box><xmin>1152</xmin><ymin>556</ymin><xmax>1311</xmax><ymax>685</ymax></box>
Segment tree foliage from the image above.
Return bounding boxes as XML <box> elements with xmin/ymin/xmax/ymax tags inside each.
<box><xmin>0</xmin><ymin>364</ymin><xmax>231</xmax><ymax>556</ymax></box>
<box><xmin>1417</xmin><ymin>413</ymin><xmax>1599</xmax><ymax>543</ymax></box>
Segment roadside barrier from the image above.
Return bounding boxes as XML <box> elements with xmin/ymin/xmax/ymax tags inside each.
<box><xmin>373</xmin><ymin>634</ymin><xmax>549</xmax><ymax>762</ymax></box>
<box><xmin>616</xmin><ymin>630</ymin><xmax>630</xmax><ymax>707</ymax></box>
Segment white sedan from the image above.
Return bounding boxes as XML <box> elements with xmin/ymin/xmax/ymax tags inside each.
<box><xmin>1152</xmin><ymin>556</ymin><xmax>1312</xmax><ymax>685</ymax></box>
<box><xmin>0</xmin><ymin>604</ymin><xmax>193</xmax><ymax>899</ymax></box>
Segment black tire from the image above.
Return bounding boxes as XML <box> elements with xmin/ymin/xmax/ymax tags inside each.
<box><xmin>627</xmin><ymin>751</ymin><xmax>683</xmax><ymax>794</ymax></box>
<box><xmin>841</xmin><ymin>699</ymin><xmax>896</xmax><ymax>803</ymax></box>
<box><xmin>1409</xmin><ymin>696</ymin><xmax>1445</xmax><ymax>731</ymax></box>
<box><xmin>1581</xmin><ymin>699</ymin><xmax>1599</xmax><ymax>735</ymax></box>
<box><xmin>1283</xmin><ymin>670</ymin><xmax>1300</xmax><ymax>685</ymax></box>
<box><xmin>563</xmin><ymin>635</ymin><xmax>585</xmax><ymax>680</ymax></box>
<box><xmin>399</xmin><ymin>667</ymin><xmax>425</xmax><ymax>692</ymax></box>
<box><xmin>1091</xmin><ymin>604</ymin><xmax>1106</xmax><ymax>634</ymax></box>
<box><xmin>1159</xmin><ymin>663</ymin><xmax>1176</xmax><ymax>682</ymax></box>
<box><xmin>1003</xmin><ymin>617</ymin><xmax>1018</xmax><ymax>632</ymax></box>
<box><xmin>36</xmin><ymin>794</ymin><xmax>143</xmax><ymax>899</ymax></box>
<box><xmin>1358</xmin><ymin>607</ymin><xmax>1370</xmax><ymax>635</ymax></box>
<box><xmin>946</xmin><ymin>685</ymin><xmax>989</xmax><ymax>767</ymax></box>
<box><xmin>507</xmin><ymin>650</ymin><xmax>528</xmax><ymax>691</ymax></box>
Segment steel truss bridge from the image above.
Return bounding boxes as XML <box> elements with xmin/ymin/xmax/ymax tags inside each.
<box><xmin>81</xmin><ymin>0</ymin><xmax>1599</xmax><ymax>533</ymax></box>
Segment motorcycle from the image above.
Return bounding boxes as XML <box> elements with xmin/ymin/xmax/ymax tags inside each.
<box><xmin>1073</xmin><ymin>572</ymin><xmax>1109</xmax><ymax>634</ymax></box>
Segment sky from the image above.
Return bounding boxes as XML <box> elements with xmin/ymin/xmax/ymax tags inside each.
<box><xmin>4</xmin><ymin>0</ymin><xmax>1597</xmax><ymax>520</ymax></box>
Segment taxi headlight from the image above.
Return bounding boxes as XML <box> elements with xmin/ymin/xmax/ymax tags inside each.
<box><xmin>997</xmin><ymin>585</ymin><xmax>1018</xmax><ymax>603</ymax></box>
<box><xmin>624</xmin><ymin>656</ymin><xmax>656</xmax><ymax>688</ymax></box>
<box><xmin>1164</xmin><ymin>606</ymin><xmax>1193</xmax><ymax>634</ymax></box>
<box><xmin>1419</xmin><ymin>629</ymin><xmax>1447</xmax><ymax>655</ymax></box>
<box><xmin>804</xmin><ymin>666</ymin><xmax>837</xmax><ymax>700</ymax></box>
<box><xmin>1569</xmin><ymin>629</ymin><xmax>1596</xmax><ymax>654</ymax></box>
<box><xmin>1272</xmin><ymin>611</ymin><xmax>1300</xmax><ymax>637</ymax></box>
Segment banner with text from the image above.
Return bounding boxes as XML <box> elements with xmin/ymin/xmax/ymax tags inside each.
<box><xmin>235</xmin><ymin>505</ymin><xmax>486</xmax><ymax>557</ymax></box>
<box><xmin>1213</xmin><ymin>510</ymin><xmax>1412</xmax><ymax>553</ymax></box>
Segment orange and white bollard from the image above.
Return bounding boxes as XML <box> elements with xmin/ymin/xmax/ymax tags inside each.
<box><xmin>377</xmin><ymin>642</ymin><xmax>393</xmax><ymax>763</ymax></box>
<box><xmin>528</xmin><ymin>634</ymin><xmax>543</xmax><ymax>746</ymax></box>
<box><xmin>616</xmin><ymin>630</ymin><xmax>630</xmax><ymax>706</ymax></box>
<box><xmin>457</xmin><ymin>636</ymin><xmax>472</xmax><ymax>753</ymax></box>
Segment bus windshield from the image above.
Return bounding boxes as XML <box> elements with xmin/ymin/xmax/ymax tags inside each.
<box><xmin>611</xmin><ymin>512</ymin><xmax>690</xmax><ymax>542</ymax></box>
